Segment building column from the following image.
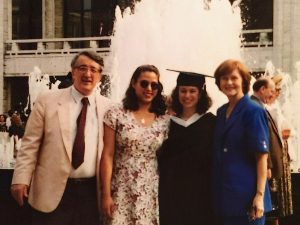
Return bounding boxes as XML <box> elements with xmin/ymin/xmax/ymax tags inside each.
<box><xmin>43</xmin><ymin>0</ymin><xmax>55</xmax><ymax>50</ymax></box>
<box><xmin>274</xmin><ymin>0</ymin><xmax>300</xmax><ymax>80</ymax></box>
<box><xmin>43</xmin><ymin>0</ymin><xmax>55</xmax><ymax>38</ymax></box>
<box><xmin>55</xmin><ymin>0</ymin><xmax>64</xmax><ymax>38</ymax></box>
<box><xmin>290</xmin><ymin>0</ymin><xmax>300</xmax><ymax>80</ymax></box>
<box><xmin>0</xmin><ymin>1</ymin><xmax>5</xmax><ymax>113</ymax></box>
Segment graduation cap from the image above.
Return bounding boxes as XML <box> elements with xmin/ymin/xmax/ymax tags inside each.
<box><xmin>167</xmin><ymin>69</ymin><xmax>214</xmax><ymax>88</ymax></box>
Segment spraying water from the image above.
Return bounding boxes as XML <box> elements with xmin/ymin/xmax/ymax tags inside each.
<box><xmin>109</xmin><ymin>0</ymin><xmax>243</xmax><ymax>113</ymax></box>
<box><xmin>27</xmin><ymin>66</ymin><xmax>58</xmax><ymax>109</ymax></box>
<box><xmin>264</xmin><ymin>61</ymin><xmax>300</xmax><ymax>172</ymax></box>
<box><xmin>287</xmin><ymin>62</ymin><xmax>300</xmax><ymax>171</ymax></box>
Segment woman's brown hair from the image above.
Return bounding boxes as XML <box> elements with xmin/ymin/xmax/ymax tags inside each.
<box><xmin>214</xmin><ymin>59</ymin><xmax>251</xmax><ymax>94</ymax></box>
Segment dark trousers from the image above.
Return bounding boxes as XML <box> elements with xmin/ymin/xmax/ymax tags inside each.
<box><xmin>0</xmin><ymin>170</ymin><xmax>32</xmax><ymax>225</ymax></box>
<box><xmin>218</xmin><ymin>215</ymin><xmax>266</xmax><ymax>225</ymax></box>
<box><xmin>31</xmin><ymin>177</ymin><xmax>100</xmax><ymax>225</ymax></box>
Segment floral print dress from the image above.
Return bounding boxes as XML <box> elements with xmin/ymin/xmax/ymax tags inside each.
<box><xmin>103</xmin><ymin>105</ymin><xmax>169</xmax><ymax>225</ymax></box>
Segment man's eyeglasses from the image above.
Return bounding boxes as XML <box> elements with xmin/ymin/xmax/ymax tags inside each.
<box><xmin>75</xmin><ymin>65</ymin><xmax>102</xmax><ymax>74</ymax></box>
<box><xmin>139</xmin><ymin>80</ymin><xmax>160</xmax><ymax>90</ymax></box>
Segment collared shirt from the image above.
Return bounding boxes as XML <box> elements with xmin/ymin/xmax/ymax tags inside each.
<box><xmin>69</xmin><ymin>86</ymin><xmax>99</xmax><ymax>178</ymax></box>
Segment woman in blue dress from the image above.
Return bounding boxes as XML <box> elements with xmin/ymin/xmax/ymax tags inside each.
<box><xmin>212</xmin><ymin>59</ymin><xmax>272</xmax><ymax>225</ymax></box>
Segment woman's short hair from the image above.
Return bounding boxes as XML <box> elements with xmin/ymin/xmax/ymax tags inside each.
<box><xmin>214</xmin><ymin>59</ymin><xmax>251</xmax><ymax>94</ymax></box>
<box><xmin>272</xmin><ymin>72</ymin><xmax>284</xmax><ymax>89</ymax></box>
<box><xmin>122</xmin><ymin>65</ymin><xmax>166</xmax><ymax>116</ymax></box>
<box><xmin>171</xmin><ymin>86</ymin><xmax>212</xmax><ymax>116</ymax></box>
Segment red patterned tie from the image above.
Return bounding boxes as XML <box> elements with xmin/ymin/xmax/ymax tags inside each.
<box><xmin>72</xmin><ymin>97</ymin><xmax>89</xmax><ymax>169</ymax></box>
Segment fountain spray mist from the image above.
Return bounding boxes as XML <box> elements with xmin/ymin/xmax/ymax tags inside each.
<box><xmin>109</xmin><ymin>0</ymin><xmax>243</xmax><ymax>113</ymax></box>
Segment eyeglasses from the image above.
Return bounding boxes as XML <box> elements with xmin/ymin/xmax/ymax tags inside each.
<box><xmin>139</xmin><ymin>80</ymin><xmax>160</xmax><ymax>90</ymax></box>
<box><xmin>75</xmin><ymin>65</ymin><xmax>102</xmax><ymax>74</ymax></box>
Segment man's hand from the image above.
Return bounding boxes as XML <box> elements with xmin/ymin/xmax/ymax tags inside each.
<box><xmin>11</xmin><ymin>184</ymin><xmax>29</xmax><ymax>206</ymax></box>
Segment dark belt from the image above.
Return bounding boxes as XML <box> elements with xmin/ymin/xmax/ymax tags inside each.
<box><xmin>67</xmin><ymin>176</ymin><xmax>96</xmax><ymax>185</ymax></box>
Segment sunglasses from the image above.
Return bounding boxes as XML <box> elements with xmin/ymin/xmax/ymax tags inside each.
<box><xmin>139</xmin><ymin>80</ymin><xmax>160</xmax><ymax>90</ymax></box>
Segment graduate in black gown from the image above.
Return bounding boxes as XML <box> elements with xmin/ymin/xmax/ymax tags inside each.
<box><xmin>157</xmin><ymin>70</ymin><xmax>216</xmax><ymax>225</ymax></box>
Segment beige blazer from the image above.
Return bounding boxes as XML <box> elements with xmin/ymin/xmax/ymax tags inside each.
<box><xmin>12</xmin><ymin>87</ymin><xmax>112</xmax><ymax>213</ymax></box>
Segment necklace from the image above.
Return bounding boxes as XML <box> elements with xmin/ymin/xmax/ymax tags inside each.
<box><xmin>141</xmin><ymin>118</ymin><xmax>145</xmax><ymax>124</ymax></box>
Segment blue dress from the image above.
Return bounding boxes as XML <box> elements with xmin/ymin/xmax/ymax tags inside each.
<box><xmin>212</xmin><ymin>95</ymin><xmax>272</xmax><ymax>224</ymax></box>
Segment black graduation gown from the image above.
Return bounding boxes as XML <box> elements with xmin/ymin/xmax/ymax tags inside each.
<box><xmin>157</xmin><ymin>112</ymin><xmax>216</xmax><ymax>225</ymax></box>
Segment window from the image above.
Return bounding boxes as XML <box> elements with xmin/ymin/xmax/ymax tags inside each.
<box><xmin>64</xmin><ymin>0</ymin><xmax>115</xmax><ymax>38</ymax></box>
<box><xmin>239</xmin><ymin>0</ymin><xmax>273</xmax><ymax>46</ymax></box>
<box><xmin>12</xmin><ymin>0</ymin><xmax>42</xmax><ymax>49</ymax></box>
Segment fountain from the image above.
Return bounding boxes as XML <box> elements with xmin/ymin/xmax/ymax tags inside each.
<box><xmin>27</xmin><ymin>66</ymin><xmax>58</xmax><ymax>109</ymax></box>
<box><xmin>273</xmin><ymin>67</ymin><xmax>300</xmax><ymax>172</ymax></box>
<box><xmin>109</xmin><ymin>0</ymin><xmax>243</xmax><ymax>113</ymax></box>
<box><xmin>0</xmin><ymin>132</ymin><xmax>15</xmax><ymax>169</ymax></box>
<box><xmin>288</xmin><ymin>62</ymin><xmax>300</xmax><ymax>171</ymax></box>
<box><xmin>264</xmin><ymin>61</ymin><xmax>300</xmax><ymax>172</ymax></box>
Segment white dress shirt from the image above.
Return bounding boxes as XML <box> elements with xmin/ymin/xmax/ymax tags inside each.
<box><xmin>69</xmin><ymin>86</ymin><xmax>99</xmax><ymax>178</ymax></box>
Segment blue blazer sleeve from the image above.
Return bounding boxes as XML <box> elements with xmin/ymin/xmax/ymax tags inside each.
<box><xmin>244</xmin><ymin>106</ymin><xmax>269</xmax><ymax>154</ymax></box>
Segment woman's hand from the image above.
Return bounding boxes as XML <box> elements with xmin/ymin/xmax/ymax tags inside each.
<box><xmin>253</xmin><ymin>153</ymin><xmax>268</xmax><ymax>220</ymax></box>
<box><xmin>101</xmin><ymin>195</ymin><xmax>116</xmax><ymax>219</ymax></box>
<box><xmin>250</xmin><ymin>193</ymin><xmax>264</xmax><ymax>220</ymax></box>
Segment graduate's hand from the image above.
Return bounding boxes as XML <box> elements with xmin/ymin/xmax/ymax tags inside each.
<box><xmin>101</xmin><ymin>195</ymin><xmax>116</xmax><ymax>219</ymax></box>
<box><xmin>11</xmin><ymin>184</ymin><xmax>29</xmax><ymax>206</ymax></box>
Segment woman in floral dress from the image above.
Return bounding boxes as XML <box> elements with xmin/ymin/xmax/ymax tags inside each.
<box><xmin>100</xmin><ymin>65</ymin><xmax>169</xmax><ymax>225</ymax></box>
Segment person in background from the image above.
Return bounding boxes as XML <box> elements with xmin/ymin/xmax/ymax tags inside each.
<box><xmin>212</xmin><ymin>59</ymin><xmax>272</xmax><ymax>225</ymax></box>
<box><xmin>0</xmin><ymin>114</ymin><xmax>7</xmax><ymax>132</ymax></box>
<box><xmin>6</xmin><ymin>109</ymin><xmax>14</xmax><ymax>130</ymax></box>
<box><xmin>251</xmin><ymin>77</ymin><xmax>283</xmax><ymax>225</ymax></box>
<box><xmin>8</xmin><ymin>113</ymin><xmax>25</xmax><ymax>138</ymax></box>
<box><xmin>8</xmin><ymin>113</ymin><xmax>25</xmax><ymax>158</ymax></box>
<box><xmin>251</xmin><ymin>78</ymin><xmax>282</xmax><ymax>180</ymax></box>
<box><xmin>267</xmin><ymin>74</ymin><xmax>293</xmax><ymax>225</ymax></box>
<box><xmin>157</xmin><ymin>70</ymin><xmax>216</xmax><ymax>225</ymax></box>
<box><xmin>10</xmin><ymin>51</ymin><xmax>112</xmax><ymax>225</ymax></box>
<box><xmin>100</xmin><ymin>65</ymin><xmax>169</xmax><ymax>225</ymax></box>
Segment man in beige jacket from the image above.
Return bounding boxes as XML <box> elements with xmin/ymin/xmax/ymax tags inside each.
<box><xmin>11</xmin><ymin>51</ymin><xmax>112</xmax><ymax>225</ymax></box>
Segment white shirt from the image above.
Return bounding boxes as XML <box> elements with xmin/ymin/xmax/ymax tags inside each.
<box><xmin>69</xmin><ymin>86</ymin><xmax>99</xmax><ymax>178</ymax></box>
